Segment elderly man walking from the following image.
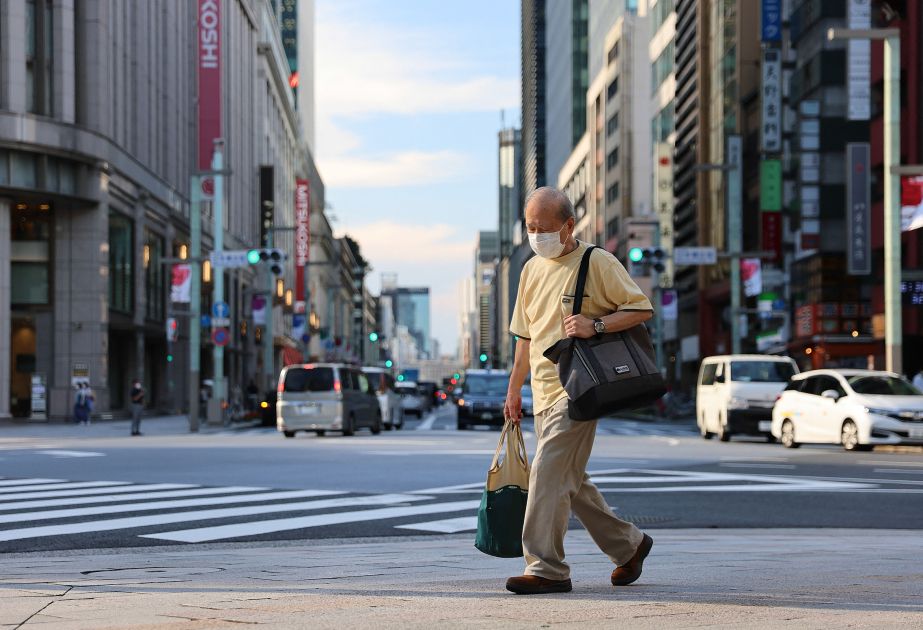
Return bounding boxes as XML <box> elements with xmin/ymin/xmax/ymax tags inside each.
<box><xmin>503</xmin><ymin>187</ymin><xmax>655</xmax><ymax>595</ymax></box>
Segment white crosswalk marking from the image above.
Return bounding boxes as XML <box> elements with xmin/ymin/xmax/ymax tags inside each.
<box><xmin>143</xmin><ymin>499</ymin><xmax>481</xmax><ymax>543</ymax></box>
<box><xmin>0</xmin><ymin>489</ymin><xmax>344</xmax><ymax>524</ymax></box>
<box><xmin>0</xmin><ymin>481</ymin><xmax>132</xmax><ymax>496</ymax></box>
<box><xmin>0</xmin><ymin>478</ymin><xmax>64</xmax><ymax>487</ymax></box>
<box><xmin>0</xmin><ymin>493</ymin><xmax>427</xmax><ymax>542</ymax></box>
<box><xmin>0</xmin><ymin>486</ymin><xmax>268</xmax><ymax>511</ymax></box>
<box><xmin>395</xmin><ymin>516</ymin><xmax>478</xmax><ymax>533</ymax></box>
<box><xmin>0</xmin><ymin>483</ymin><xmax>195</xmax><ymax>502</ymax></box>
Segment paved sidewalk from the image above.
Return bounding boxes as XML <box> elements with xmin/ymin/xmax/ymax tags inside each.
<box><xmin>0</xmin><ymin>414</ymin><xmax>260</xmax><ymax>440</ymax></box>
<box><xmin>2</xmin><ymin>529</ymin><xmax>921</xmax><ymax>629</ymax></box>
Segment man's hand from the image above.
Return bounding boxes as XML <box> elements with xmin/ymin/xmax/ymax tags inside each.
<box><xmin>504</xmin><ymin>391</ymin><xmax>523</xmax><ymax>425</ymax></box>
<box><xmin>564</xmin><ymin>314</ymin><xmax>596</xmax><ymax>339</ymax></box>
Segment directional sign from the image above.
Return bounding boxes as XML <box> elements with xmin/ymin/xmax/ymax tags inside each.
<box><xmin>209</xmin><ymin>250</ymin><xmax>253</xmax><ymax>268</ymax></box>
<box><xmin>211</xmin><ymin>327</ymin><xmax>230</xmax><ymax>347</ymax></box>
<box><xmin>673</xmin><ymin>247</ymin><xmax>718</xmax><ymax>266</ymax></box>
<box><xmin>212</xmin><ymin>301</ymin><xmax>230</xmax><ymax>318</ymax></box>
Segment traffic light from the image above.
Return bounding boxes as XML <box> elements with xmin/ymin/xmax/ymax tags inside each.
<box><xmin>369</xmin><ymin>332</ymin><xmax>379</xmax><ymax>342</ymax></box>
<box><xmin>397</xmin><ymin>374</ymin><xmax>405</xmax><ymax>382</ymax></box>
<box><xmin>479</xmin><ymin>353</ymin><xmax>488</xmax><ymax>364</ymax></box>
<box><xmin>166</xmin><ymin>317</ymin><xmax>178</xmax><ymax>342</ymax></box>
<box><xmin>247</xmin><ymin>248</ymin><xmax>287</xmax><ymax>276</ymax></box>
<box><xmin>631</xmin><ymin>248</ymin><xmax>667</xmax><ymax>274</ymax></box>
<box><xmin>453</xmin><ymin>372</ymin><xmax>461</xmax><ymax>380</ymax></box>
<box><xmin>166</xmin><ymin>353</ymin><xmax>174</xmax><ymax>363</ymax></box>
<box><xmin>628</xmin><ymin>247</ymin><xmax>644</xmax><ymax>263</ymax></box>
<box><xmin>385</xmin><ymin>359</ymin><xmax>393</xmax><ymax>368</ymax></box>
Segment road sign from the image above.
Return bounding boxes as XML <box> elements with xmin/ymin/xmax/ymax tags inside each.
<box><xmin>211</xmin><ymin>327</ymin><xmax>230</xmax><ymax>347</ymax></box>
<box><xmin>209</xmin><ymin>250</ymin><xmax>254</xmax><ymax>268</ymax></box>
<box><xmin>212</xmin><ymin>301</ymin><xmax>230</xmax><ymax>318</ymax></box>
<box><xmin>673</xmin><ymin>247</ymin><xmax>718</xmax><ymax>266</ymax></box>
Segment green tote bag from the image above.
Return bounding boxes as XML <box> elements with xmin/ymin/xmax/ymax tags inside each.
<box><xmin>474</xmin><ymin>420</ymin><xmax>531</xmax><ymax>558</ymax></box>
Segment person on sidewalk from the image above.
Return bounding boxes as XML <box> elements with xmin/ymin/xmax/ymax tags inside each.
<box><xmin>913</xmin><ymin>368</ymin><xmax>923</xmax><ymax>393</ymax></box>
<box><xmin>73</xmin><ymin>382</ymin><xmax>91</xmax><ymax>425</ymax></box>
<box><xmin>130</xmin><ymin>379</ymin><xmax>145</xmax><ymax>436</ymax></box>
<box><xmin>503</xmin><ymin>187</ymin><xmax>655</xmax><ymax>595</ymax></box>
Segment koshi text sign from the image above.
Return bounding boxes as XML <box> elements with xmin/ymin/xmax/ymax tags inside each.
<box><xmin>198</xmin><ymin>0</ymin><xmax>221</xmax><ymax>170</ymax></box>
<box><xmin>295</xmin><ymin>179</ymin><xmax>310</xmax><ymax>303</ymax></box>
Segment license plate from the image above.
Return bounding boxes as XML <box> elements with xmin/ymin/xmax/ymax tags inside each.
<box><xmin>297</xmin><ymin>404</ymin><xmax>318</xmax><ymax>415</ymax></box>
<box><xmin>909</xmin><ymin>427</ymin><xmax>923</xmax><ymax>439</ymax></box>
<box><xmin>758</xmin><ymin>421</ymin><xmax>772</xmax><ymax>432</ymax></box>
<box><xmin>481</xmin><ymin>412</ymin><xmax>494</xmax><ymax>421</ymax></box>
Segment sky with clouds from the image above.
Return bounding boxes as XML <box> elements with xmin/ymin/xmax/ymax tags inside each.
<box><xmin>314</xmin><ymin>0</ymin><xmax>520</xmax><ymax>357</ymax></box>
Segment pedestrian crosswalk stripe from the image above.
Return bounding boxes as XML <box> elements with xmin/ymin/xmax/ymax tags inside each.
<box><xmin>0</xmin><ymin>489</ymin><xmax>345</xmax><ymax>524</ymax></box>
<box><xmin>143</xmin><ymin>499</ymin><xmax>481</xmax><ymax>543</ymax></box>
<box><xmin>0</xmin><ymin>486</ymin><xmax>268</xmax><ymax>511</ymax></box>
<box><xmin>0</xmin><ymin>483</ymin><xmax>195</xmax><ymax>502</ymax></box>
<box><xmin>0</xmin><ymin>478</ymin><xmax>64</xmax><ymax>487</ymax></box>
<box><xmin>0</xmin><ymin>481</ymin><xmax>133</xmax><ymax>497</ymax></box>
<box><xmin>0</xmin><ymin>493</ymin><xmax>427</xmax><ymax>542</ymax></box>
<box><xmin>395</xmin><ymin>516</ymin><xmax>477</xmax><ymax>533</ymax></box>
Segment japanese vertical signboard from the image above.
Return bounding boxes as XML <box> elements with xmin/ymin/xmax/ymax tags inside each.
<box><xmin>653</xmin><ymin>143</ymin><xmax>674</xmax><ymax>289</ymax></box>
<box><xmin>171</xmin><ymin>264</ymin><xmax>192</xmax><ymax>303</ymax></box>
<box><xmin>847</xmin><ymin>0</ymin><xmax>871</xmax><ymax>120</ymax></box>
<box><xmin>280</xmin><ymin>0</ymin><xmax>298</xmax><ymax>93</ymax></box>
<box><xmin>294</xmin><ymin>179</ymin><xmax>310</xmax><ymax>312</ymax></box>
<box><xmin>760</xmin><ymin>49</ymin><xmax>782</xmax><ymax>152</ymax></box>
<box><xmin>760</xmin><ymin>160</ymin><xmax>782</xmax><ymax>211</ymax></box>
<box><xmin>847</xmin><ymin>143</ymin><xmax>871</xmax><ymax>275</ymax></box>
<box><xmin>761</xmin><ymin>212</ymin><xmax>782</xmax><ymax>262</ymax></box>
<box><xmin>760</xmin><ymin>0</ymin><xmax>782</xmax><ymax>42</ymax></box>
<box><xmin>197</xmin><ymin>0</ymin><xmax>221</xmax><ymax>170</ymax></box>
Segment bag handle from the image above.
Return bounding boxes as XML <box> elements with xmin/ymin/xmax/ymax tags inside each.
<box><xmin>489</xmin><ymin>419</ymin><xmax>529</xmax><ymax>472</ymax></box>
<box><xmin>572</xmin><ymin>245</ymin><xmax>598</xmax><ymax>316</ymax></box>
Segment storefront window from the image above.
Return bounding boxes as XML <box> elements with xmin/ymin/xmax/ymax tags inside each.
<box><xmin>144</xmin><ymin>231</ymin><xmax>165</xmax><ymax>320</ymax></box>
<box><xmin>11</xmin><ymin>206</ymin><xmax>51</xmax><ymax>305</ymax></box>
<box><xmin>108</xmin><ymin>212</ymin><xmax>133</xmax><ymax>313</ymax></box>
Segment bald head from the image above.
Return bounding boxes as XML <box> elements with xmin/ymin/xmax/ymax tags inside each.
<box><xmin>525</xmin><ymin>187</ymin><xmax>575</xmax><ymax>224</ymax></box>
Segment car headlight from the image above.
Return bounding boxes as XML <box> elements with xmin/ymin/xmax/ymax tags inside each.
<box><xmin>727</xmin><ymin>397</ymin><xmax>750</xmax><ymax>410</ymax></box>
<box><xmin>865</xmin><ymin>407</ymin><xmax>902</xmax><ymax>420</ymax></box>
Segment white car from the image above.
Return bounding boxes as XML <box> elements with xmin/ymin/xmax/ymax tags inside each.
<box><xmin>771</xmin><ymin>369</ymin><xmax>923</xmax><ymax>451</ymax></box>
<box><xmin>395</xmin><ymin>381</ymin><xmax>424</xmax><ymax>417</ymax></box>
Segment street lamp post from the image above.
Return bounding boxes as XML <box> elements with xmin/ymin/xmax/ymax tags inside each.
<box><xmin>828</xmin><ymin>28</ymin><xmax>902</xmax><ymax>373</ymax></box>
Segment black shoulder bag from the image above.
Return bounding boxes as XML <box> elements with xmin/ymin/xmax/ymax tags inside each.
<box><xmin>543</xmin><ymin>246</ymin><xmax>667</xmax><ymax>420</ymax></box>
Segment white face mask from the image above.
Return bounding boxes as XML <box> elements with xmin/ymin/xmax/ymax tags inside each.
<box><xmin>528</xmin><ymin>225</ymin><xmax>568</xmax><ymax>258</ymax></box>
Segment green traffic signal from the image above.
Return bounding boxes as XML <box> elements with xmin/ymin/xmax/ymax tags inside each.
<box><xmin>369</xmin><ymin>332</ymin><xmax>379</xmax><ymax>342</ymax></box>
<box><xmin>166</xmin><ymin>354</ymin><xmax>173</xmax><ymax>363</ymax></box>
<box><xmin>628</xmin><ymin>247</ymin><xmax>644</xmax><ymax>263</ymax></box>
<box><xmin>453</xmin><ymin>372</ymin><xmax>460</xmax><ymax>380</ymax></box>
<box><xmin>246</xmin><ymin>249</ymin><xmax>261</xmax><ymax>264</ymax></box>
<box><xmin>479</xmin><ymin>353</ymin><xmax>488</xmax><ymax>363</ymax></box>
<box><xmin>397</xmin><ymin>374</ymin><xmax>405</xmax><ymax>382</ymax></box>
<box><xmin>385</xmin><ymin>359</ymin><xmax>393</xmax><ymax>368</ymax></box>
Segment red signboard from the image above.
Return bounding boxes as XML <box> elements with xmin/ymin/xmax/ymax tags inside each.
<box><xmin>198</xmin><ymin>0</ymin><xmax>221</xmax><ymax>170</ymax></box>
<box><xmin>294</xmin><ymin>179</ymin><xmax>310</xmax><ymax>304</ymax></box>
<box><xmin>760</xmin><ymin>211</ymin><xmax>782</xmax><ymax>262</ymax></box>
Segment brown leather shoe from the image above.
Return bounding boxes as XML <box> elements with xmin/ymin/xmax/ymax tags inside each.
<box><xmin>611</xmin><ymin>534</ymin><xmax>653</xmax><ymax>586</ymax></box>
<box><xmin>505</xmin><ymin>575</ymin><xmax>573</xmax><ymax>595</ymax></box>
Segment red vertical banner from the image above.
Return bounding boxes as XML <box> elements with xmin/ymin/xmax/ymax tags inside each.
<box><xmin>198</xmin><ymin>0</ymin><xmax>221</xmax><ymax>170</ymax></box>
<box><xmin>760</xmin><ymin>211</ymin><xmax>782</xmax><ymax>262</ymax></box>
<box><xmin>294</xmin><ymin>179</ymin><xmax>310</xmax><ymax>310</ymax></box>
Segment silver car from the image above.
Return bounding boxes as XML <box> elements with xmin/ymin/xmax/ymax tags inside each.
<box><xmin>395</xmin><ymin>381</ymin><xmax>424</xmax><ymax>417</ymax></box>
<box><xmin>277</xmin><ymin>364</ymin><xmax>382</xmax><ymax>437</ymax></box>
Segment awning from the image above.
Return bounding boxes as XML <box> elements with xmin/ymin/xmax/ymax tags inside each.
<box><xmin>282</xmin><ymin>346</ymin><xmax>304</xmax><ymax>366</ymax></box>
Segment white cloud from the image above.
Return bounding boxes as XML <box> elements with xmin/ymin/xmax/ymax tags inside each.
<box><xmin>337</xmin><ymin>220</ymin><xmax>474</xmax><ymax>265</ymax></box>
<box><xmin>320</xmin><ymin>150</ymin><xmax>471</xmax><ymax>188</ymax></box>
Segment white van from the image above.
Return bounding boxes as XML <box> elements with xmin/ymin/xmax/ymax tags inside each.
<box><xmin>696</xmin><ymin>355</ymin><xmax>798</xmax><ymax>442</ymax></box>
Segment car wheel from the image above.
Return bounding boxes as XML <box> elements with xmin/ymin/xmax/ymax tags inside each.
<box><xmin>396</xmin><ymin>410</ymin><xmax>404</xmax><ymax>429</ymax></box>
<box><xmin>315</xmin><ymin>430</ymin><xmax>325</xmax><ymax>437</ymax></box>
<box><xmin>780</xmin><ymin>420</ymin><xmax>799</xmax><ymax>448</ymax></box>
<box><xmin>371</xmin><ymin>414</ymin><xmax>382</xmax><ymax>435</ymax></box>
<box><xmin>283</xmin><ymin>430</ymin><xmax>296</xmax><ymax>438</ymax></box>
<box><xmin>699</xmin><ymin>413</ymin><xmax>712</xmax><ymax>440</ymax></box>
<box><xmin>841</xmin><ymin>420</ymin><xmax>871</xmax><ymax>451</ymax></box>
<box><xmin>342</xmin><ymin>415</ymin><xmax>355</xmax><ymax>437</ymax></box>
<box><xmin>718</xmin><ymin>414</ymin><xmax>731</xmax><ymax>442</ymax></box>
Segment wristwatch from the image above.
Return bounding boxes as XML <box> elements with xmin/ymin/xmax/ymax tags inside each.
<box><xmin>593</xmin><ymin>318</ymin><xmax>606</xmax><ymax>335</ymax></box>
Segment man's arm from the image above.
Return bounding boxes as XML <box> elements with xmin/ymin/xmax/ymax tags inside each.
<box><xmin>504</xmin><ymin>338</ymin><xmax>531</xmax><ymax>424</ymax></box>
<box><xmin>563</xmin><ymin>310</ymin><xmax>652</xmax><ymax>339</ymax></box>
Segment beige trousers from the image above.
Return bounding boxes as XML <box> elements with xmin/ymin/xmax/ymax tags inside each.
<box><xmin>522</xmin><ymin>397</ymin><xmax>644</xmax><ymax>580</ymax></box>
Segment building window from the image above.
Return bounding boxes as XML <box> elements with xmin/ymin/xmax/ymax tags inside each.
<box><xmin>606</xmin><ymin>182</ymin><xmax>620</xmax><ymax>204</ymax></box>
<box><xmin>144</xmin><ymin>231</ymin><xmax>165</xmax><ymax>321</ymax></box>
<box><xmin>607</xmin><ymin>76</ymin><xmax>619</xmax><ymax>99</ymax></box>
<box><xmin>607</xmin><ymin>41</ymin><xmax>619</xmax><ymax>65</ymax></box>
<box><xmin>11</xmin><ymin>205</ymin><xmax>51</xmax><ymax>305</ymax></box>
<box><xmin>606</xmin><ymin>147</ymin><xmax>620</xmax><ymax>171</ymax></box>
<box><xmin>108</xmin><ymin>213</ymin><xmax>133</xmax><ymax>313</ymax></box>
<box><xmin>651</xmin><ymin>103</ymin><xmax>675</xmax><ymax>142</ymax></box>
<box><xmin>606</xmin><ymin>112</ymin><xmax>619</xmax><ymax>137</ymax></box>
<box><xmin>651</xmin><ymin>41</ymin><xmax>675</xmax><ymax>94</ymax></box>
<box><xmin>651</xmin><ymin>0</ymin><xmax>674</xmax><ymax>34</ymax></box>
<box><xmin>26</xmin><ymin>0</ymin><xmax>54</xmax><ymax>115</ymax></box>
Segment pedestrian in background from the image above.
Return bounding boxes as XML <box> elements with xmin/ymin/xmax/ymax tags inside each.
<box><xmin>73</xmin><ymin>382</ymin><xmax>91</xmax><ymax>425</ymax></box>
<box><xmin>503</xmin><ymin>187</ymin><xmax>655</xmax><ymax>595</ymax></box>
<box><xmin>913</xmin><ymin>368</ymin><xmax>923</xmax><ymax>392</ymax></box>
<box><xmin>130</xmin><ymin>379</ymin><xmax>145</xmax><ymax>436</ymax></box>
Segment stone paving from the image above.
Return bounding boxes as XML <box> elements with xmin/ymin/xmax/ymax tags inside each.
<box><xmin>2</xmin><ymin>529</ymin><xmax>922</xmax><ymax>629</ymax></box>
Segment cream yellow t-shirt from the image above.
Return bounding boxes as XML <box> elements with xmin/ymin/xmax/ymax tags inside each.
<box><xmin>510</xmin><ymin>241</ymin><xmax>653</xmax><ymax>414</ymax></box>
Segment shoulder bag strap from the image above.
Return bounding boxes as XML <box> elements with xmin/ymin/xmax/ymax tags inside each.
<box><xmin>572</xmin><ymin>245</ymin><xmax>598</xmax><ymax>316</ymax></box>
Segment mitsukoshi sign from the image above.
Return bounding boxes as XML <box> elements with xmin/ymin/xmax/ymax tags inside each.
<box><xmin>198</xmin><ymin>0</ymin><xmax>221</xmax><ymax>170</ymax></box>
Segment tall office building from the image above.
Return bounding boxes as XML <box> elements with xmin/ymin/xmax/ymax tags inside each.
<box><xmin>476</xmin><ymin>232</ymin><xmax>500</xmax><ymax>367</ymax></box>
<box><xmin>521</xmin><ymin>0</ymin><xmax>547</xmax><ymax>197</ymax></box>
<box><xmin>545</xmin><ymin>0</ymin><xmax>590</xmax><ymax>188</ymax></box>
<box><xmin>498</xmin><ymin>128</ymin><xmax>522</xmax><ymax>259</ymax></box>
<box><xmin>380</xmin><ymin>288</ymin><xmax>431</xmax><ymax>360</ymax></box>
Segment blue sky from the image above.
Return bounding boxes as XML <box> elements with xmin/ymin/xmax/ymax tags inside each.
<box><xmin>315</xmin><ymin>0</ymin><xmax>520</xmax><ymax>356</ymax></box>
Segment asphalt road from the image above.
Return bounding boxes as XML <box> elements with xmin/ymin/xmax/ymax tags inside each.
<box><xmin>1</xmin><ymin>404</ymin><xmax>921</xmax><ymax>553</ymax></box>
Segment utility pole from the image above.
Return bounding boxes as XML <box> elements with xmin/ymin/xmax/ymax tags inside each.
<box><xmin>726</xmin><ymin>135</ymin><xmax>743</xmax><ymax>355</ymax></box>
<box><xmin>263</xmin><ymin>231</ymin><xmax>275</xmax><ymax>392</ymax></box>
<box><xmin>188</xmin><ymin>176</ymin><xmax>202</xmax><ymax>432</ymax></box>
<box><xmin>210</xmin><ymin>141</ymin><xmax>225</xmax><ymax>424</ymax></box>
